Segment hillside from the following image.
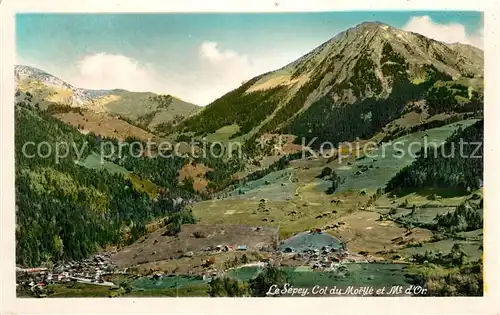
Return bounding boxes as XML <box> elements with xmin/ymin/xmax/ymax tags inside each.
<box><xmin>14</xmin><ymin>100</ymin><xmax>203</xmax><ymax>266</ymax></box>
<box><xmin>15</xmin><ymin>65</ymin><xmax>200</xmax><ymax>132</ymax></box>
<box><xmin>16</xmin><ymin>103</ymin><xmax>151</xmax><ymax>265</ymax></box>
<box><xmin>103</xmin><ymin>90</ymin><xmax>200</xmax><ymax>133</ymax></box>
<box><xmin>178</xmin><ymin>22</ymin><xmax>483</xmax><ymax>149</ymax></box>
<box><xmin>386</xmin><ymin>119</ymin><xmax>483</xmax><ymax>194</ymax></box>
<box><xmin>15</xmin><ymin>65</ymin><xmax>111</xmax><ymax>108</ymax></box>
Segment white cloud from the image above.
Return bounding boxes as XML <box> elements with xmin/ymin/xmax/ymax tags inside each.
<box><xmin>403</xmin><ymin>16</ymin><xmax>483</xmax><ymax>49</ymax></box>
<box><xmin>190</xmin><ymin>41</ymin><xmax>309</xmax><ymax>104</ymax></box>
<box><xmin>70</xmin><ymin>53</ymin><xmax>160</xmax><ymax>92</ymax></box>
<box><xmin>67</xmin><ymin>45</ymin><xmax>283</xmax><ymax>105</ymax></box>
<box><xmin>34</xmin><ymin>43</ymin><xmax>307</xmax><ymax>105</ymax></box>
<box><xmin>194</xmin><ymin>41</ymin><xmax>261</xmax><ymax>103</ymax></box>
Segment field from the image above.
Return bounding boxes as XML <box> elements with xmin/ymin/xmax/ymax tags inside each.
<box><xmin>54</xmin><ymin>110</ymin><xmax>159</xmax><ymax>142</ymax></box>
<box><xmin>40</xmin><ymin>282</ymin><xmax>211</xmax><ymax>298</ymax></box>
<box><xmin>330</xmin><ymin>119</ymin><xmax>479</xmax><ymax>193</ymax></box>
<box><xmin>130</xmin><ymin>275</ymin><xmax>207</xmax><ymax>290</ymax></box>
<box><xmin>192</xmin><ymin>120</ymin><xmax>482</xmax><ymax>265</ymax></box>
<box><xmin>193</xmin><ymin>189</ymin><xmax>371</xmax><ymax>239</ymax></box>
<box><xmin>77</xmin><ymin>152</ymin><xmax>130</xmax><ymax>176</ymax></box>
<box><xmin>128</xmin><ymin>250</ymin><xmax>270</xmax><ymax>276</ymax></box>
<box><xmin>42</xmin><ymin>283</ymin><xmax>116</xmax><ymax>298</ymax></box>
<box><xmin>324</xmin><ymin>211</ymin><xmax>433</xmax><ymax>256</ymax></box>
<box><xmin>400</xmin><ymin>232</ymin><xmax>483</xmax><ymax>262</ymax></box>
<box><xmin>195</xmin><ymin>156</ymin><xmax>372</xmax><ymax>238</ymax></box>
<box><xmin>374</xmin><ymin>191</ymin><xmax>470</xmax><ymax>212</ymax></box>
<box><xmin>202</xmin><ymin>124</ymin><xmax>240</xmax><ymax>143</ymax></box>
<box><xmin>110</xmin><ymin>224</ymin><xmax>278</xmax><ymax>271</ymax></box>
<box><xmin>228</xmin><ymin>263</ymin><xmax>412</xmax><ymax>294</ymax></box>
<box><xmin>126</xmin><ymin>285</ymin><xmax>210</xmax><ymax>297</ymax></box>
<box><xmin>284</xmin><ymin>264</ymin><xmax>411</xmax><ymax>289</ymax></box>
<box><xmin>227</xmin><ymin>169</ymin><xmax>296</xmax><ymax>200</ymax></box>
<box><xmin>77</xmin><ymin>153</ymin><xmax>161</xmax><ymax>197</ymax></box>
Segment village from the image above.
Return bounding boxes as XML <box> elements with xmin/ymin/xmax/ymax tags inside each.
<box><xmin>16</xmin><ymin>228</ymin><xmax>375</xmax><ymax>298</ymax></box>
<box><xmin>16</xmin><ymin>253</ymin><xmax>120</xmax><ymax>297</ymax></box>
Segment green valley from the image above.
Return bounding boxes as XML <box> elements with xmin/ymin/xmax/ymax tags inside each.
<box><xmin>14</xmin><ymin>19</ymin><xmax>484</xmax><ymax>299</ymax></box>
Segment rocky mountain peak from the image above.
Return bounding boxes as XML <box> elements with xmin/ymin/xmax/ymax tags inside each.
<box><xmin>248</xmin><ymin>21</ymin><xmax>483</xmax><ymax>104</ymax></box>
<box><xmin>178</xmin><ymin>22</ymin><xmax>484</xmax><ymax>146</ymax></box>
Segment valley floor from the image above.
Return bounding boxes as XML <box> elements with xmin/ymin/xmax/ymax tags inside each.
<box><xmin>19</xmin><ymin>150</ymin><xmax>483</xmax><ymax>297</ymax></box>
<box><xmin>16</xmin><ymin>118</ymin><xmax>483</xmax><ymax>298</ymax></box>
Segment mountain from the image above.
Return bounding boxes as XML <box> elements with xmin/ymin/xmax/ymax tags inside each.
<box><xmin>178</xmin><ymin>22</ymin><xmax>483</xmax><ymax>148</ymax></box>
<box><xmin>15</xmin><ymin>65</ymin><xmax>200</xmax><ymax>131</ymax></box>
<box><xmin>15</xmin><ymin>65</ymin><xmax>112</xmax><ymax>108</ymax></box>
<box><xmin>102</xmin><ymin>90</ymin><xmax>200</xmax><ymax>133</ymax></box>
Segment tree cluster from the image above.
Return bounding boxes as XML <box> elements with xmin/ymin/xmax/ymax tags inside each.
<box><xmin>15</xmin><ymin>105</ymin><xmax>194</xmax><ymax>266</ymax></box>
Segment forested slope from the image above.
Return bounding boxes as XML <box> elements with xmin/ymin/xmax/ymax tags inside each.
<box><xmin>15</xmin><ymin>104</ymin><xmax>193</xmax><ymax>266</ymax></box>
<box><xmin>386</xmin><ymin>120</ymin><xmax>483</xmax><ymax>194</ymax></box>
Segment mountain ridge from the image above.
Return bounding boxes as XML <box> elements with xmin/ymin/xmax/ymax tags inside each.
<box><xmin>177</xmin><ymin>22</ymin><xmax>483</xmax><ymax>149</ymax></box>
<box><xmin>15</xmin><ymin>65</ymin><xmax>113</xmax><ymax>108</ymax></box>
<box><xmin>15</xmin><ymin>65</ymin><xmax>201</xmax><ymax>132</ymax></box>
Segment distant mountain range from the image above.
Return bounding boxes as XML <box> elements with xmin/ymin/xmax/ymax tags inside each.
<box><xmin>15</xmin><ymin>65</ymin><xmax>113</xmax><ymax>106</ymax></box>
<box><xmin>15</xmin><ymin>65</ymin><xmax>200</xmax><ymax>132</ymax></box>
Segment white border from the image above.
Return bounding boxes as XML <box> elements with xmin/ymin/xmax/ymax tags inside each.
<box><xmin>1</xmin><ymin>0</ymin><xmax>499</xmax><ymax>314</ymax></box>
<box><xmin>0</xmin><ymin>0</ymin><xmax>490</xmax><ymax>12</ymax></box>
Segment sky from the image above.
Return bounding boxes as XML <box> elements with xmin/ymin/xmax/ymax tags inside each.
<box><xmin>16</xmin><ymin>11</ymin><xmax>483</xmax><ymax>105</ymax></box>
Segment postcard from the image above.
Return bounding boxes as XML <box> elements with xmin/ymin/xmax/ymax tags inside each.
<box><xmin>0</xmin><ymin>1</ymin><xmax>497</xmax><ymax>314</ymax></box>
